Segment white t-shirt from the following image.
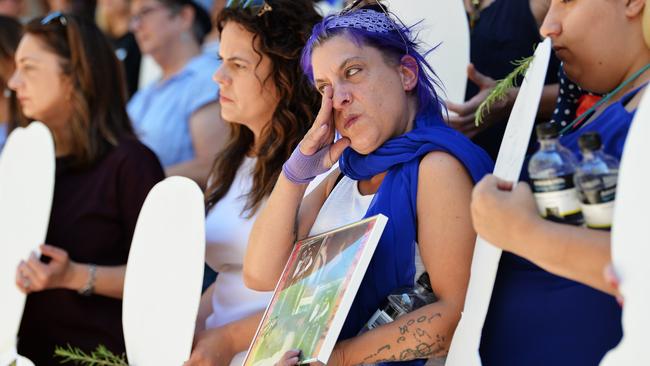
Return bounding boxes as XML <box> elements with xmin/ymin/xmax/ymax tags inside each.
<box><xmin>204</xmin><ymin>157</ymin><xmax>272</xmax><ymax>329</ymax></box>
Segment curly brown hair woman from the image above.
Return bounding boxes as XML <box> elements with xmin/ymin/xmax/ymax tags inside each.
<box><xmin>188</xmin><ymin>1</ymin><xmax>322</xmax><ymax>365</ymax></box>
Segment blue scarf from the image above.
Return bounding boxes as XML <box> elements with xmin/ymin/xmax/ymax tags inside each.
<box><xmin>337</xmin><ymin>107</ymin><xmax>493</xmax><ymax>364</ymax></box>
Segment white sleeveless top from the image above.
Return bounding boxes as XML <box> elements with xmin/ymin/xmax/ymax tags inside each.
<box><xmin>204</xmin><ymin>157</ymin><xmax>272</xmax><ymax>329</ymax></box>
<box><xmin>310</xmin><ymin>175</ymin><xmax>426</xmax><ymax>278</ymax></box>
<box><xmin>309</xmin><ymin>175</ymin><xmax>375</xmax><ymax>236</ymax></box>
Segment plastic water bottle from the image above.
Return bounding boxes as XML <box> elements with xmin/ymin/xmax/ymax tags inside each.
<box><xmin>528</xmin><ymin>122</ymin><xmax>584</xmax><ymax>225</ymax></box>
<box><xmin>574</xmin><ymin>132</ymin><xmax>619</xmax><ymax>230</ymax></box>
<box><xmin>359</xmin><ymin>272</ymin><xmax>437</xmax><ymax>334</ymax></box>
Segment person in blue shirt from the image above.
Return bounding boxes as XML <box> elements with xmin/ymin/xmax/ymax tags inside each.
<box><xmin>472</xmin><ymin>0</ymin><xmax>650</xmax><ymax>365</ymax></box>
<box><xmin>246</xmin><ymin>2</ymin><xmax>493</xmax><ymax>365</ymax></box>
<box><xmin>128</xmin><ymin>0</ymin><xmax>226</xmax><ymax>187</ymax></box>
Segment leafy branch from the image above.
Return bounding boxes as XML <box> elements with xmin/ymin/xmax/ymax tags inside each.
<box><xmin>54</xmin><ymin>345</ymin><xmax>128</xmax><ymax>366</ymax></box>
<box><xmin>474</xmin><ymin>55</ymin><xmax>535</xmax><ymax>126</ymax></box>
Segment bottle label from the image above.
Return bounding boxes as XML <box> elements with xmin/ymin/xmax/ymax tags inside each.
<box><xmin>581</xmin><ymin>201</ymin><xmax>615</xmax><ymax>229</ymax></box>
<box><xmin>365</xmin><ymin>309</ymin><xmax>394</xmax><ymax>330</ymax></box>
<box><xmin>532</xmin><ymin>175</ymin><xmax>583</xmax><ymax>225</ymax></box>
<box><xmin>577</xmin><ymin>176</ymin><xmax>617</xmax><ymax>204</ymax></box>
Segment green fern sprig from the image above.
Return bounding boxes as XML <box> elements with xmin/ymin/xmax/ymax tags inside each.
<box><xmin>54</xmin><ymin>344</ymin><xmax>128</xmax><ymax>366</ymax></box>
<box><xmin>474</xmin><ymin>55</ymin><xmax>535</xmax><ymax>126</ymax></box>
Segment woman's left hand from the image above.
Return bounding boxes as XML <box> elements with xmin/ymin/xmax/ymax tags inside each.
<box><xmin>15</xmin><ymin>244</ymin><xmax>78</xmax><ymax>293</ymax></box>
<box><xmin>471</xmin><ymin>175</ymin><xmax>540</xmax><ymax>253</ymax></box>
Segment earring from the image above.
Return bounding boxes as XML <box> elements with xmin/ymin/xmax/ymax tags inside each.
<box><xmin>3</xmin><ymin>88</ymin><xmax>10</xmax><ymax>98</ymax></box>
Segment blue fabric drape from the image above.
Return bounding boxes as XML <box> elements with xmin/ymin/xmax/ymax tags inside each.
<box><xmin>338</xmin><ymin>106</ymin><xmax>493</xmax><ymax>365</ymax></box>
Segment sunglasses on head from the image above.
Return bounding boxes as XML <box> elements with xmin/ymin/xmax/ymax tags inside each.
<box><xmin>225</xmin><ymin>0</ymin><xmax>272</xmax><ymax>17</ymax></box>
<box><xmin>340</xmin><ymin>0</ymin><xmax>409</xmax><ymax>55</ymax></box>
<box><xmin>41</xmin><ymin>11</ymin><xmax>68</xmax><ymax>26</ymax></box>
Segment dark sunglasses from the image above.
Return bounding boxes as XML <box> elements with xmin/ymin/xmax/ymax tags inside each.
<box><xmin>225</xmin><ymin>0</ymin><xmax>272</xmax><ymax>17</ymax></box>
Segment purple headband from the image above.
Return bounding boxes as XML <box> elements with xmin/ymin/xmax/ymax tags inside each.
<box><xmin>326</xmin><ymin>9</ymin><xmax>394</xmax><ymax>34</ymax></box>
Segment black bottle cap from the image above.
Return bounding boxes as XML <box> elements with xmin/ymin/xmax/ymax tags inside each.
<box><xmin>416</xmin><ymin>272</ymin><xmax>433</xmax><ymax>293</ymax></box>
<box><xmin>578</xmin><ymin>132</ymin><xmax>602</xmax><ymax>151</ymax></box>
<box><xmin>536</xmin><ymin>122</ymin><xmax>560</xmax><ymax>139</ymax></box>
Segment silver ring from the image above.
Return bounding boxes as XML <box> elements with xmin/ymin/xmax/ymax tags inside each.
<box><xmin>22</xmin><ymin>278</ymin><xmax>31</xmax><ymax>289</ymax></box>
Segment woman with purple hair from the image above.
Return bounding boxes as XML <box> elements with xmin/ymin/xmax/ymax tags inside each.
<box><xmin>246</xmin><ymin>2</ymin><xmax>493</xmax><ymax>365</ymax></box>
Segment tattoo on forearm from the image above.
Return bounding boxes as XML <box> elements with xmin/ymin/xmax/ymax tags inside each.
<box><xmin>362</xmin><ymin>312</ymin><xmax>447</xmax><ymax>363</ymax></box>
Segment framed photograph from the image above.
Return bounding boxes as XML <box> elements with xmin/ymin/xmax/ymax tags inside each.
<box><xmin>243</xmin><ymin>214</ymin><xmax>388</xmax><ymax>365</ymax></box>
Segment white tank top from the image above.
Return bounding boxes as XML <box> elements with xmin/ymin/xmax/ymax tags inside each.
<box><xmin>310</xmin><ymin>175</ymin><xmax>425</xmax><ymax>278</ymax></box>
<box><xmin>204</xmin><ymin>157</ymin><xmax>272</xmax><ymax>329</ymax></box>
<box><xmin>309</xmin><ymin>175</ymin><xmax>375</xmax><ymax>236</ymax></box>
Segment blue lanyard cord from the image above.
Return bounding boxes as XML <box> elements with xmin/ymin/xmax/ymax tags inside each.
<box><xmin>560</xmin><ymin>62</ymin><xmax>650</xmax><ymax>135</ymax></box>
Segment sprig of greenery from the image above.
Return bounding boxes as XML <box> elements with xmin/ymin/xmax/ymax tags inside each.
<box><xmin>475</xmin><ymin>55</ymin><xmax>535</xmax><ymax>126</ymax></box>
<box><xmin>54</xmin><ymin>345</ymin><xmax>128</xmax><ymax>366</ymax></box>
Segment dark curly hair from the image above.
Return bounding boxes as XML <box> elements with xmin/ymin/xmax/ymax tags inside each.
<box><xmin>205</xmin><ymin>0</ymin><xmax>322</xmax><ymax>215</ymax></box>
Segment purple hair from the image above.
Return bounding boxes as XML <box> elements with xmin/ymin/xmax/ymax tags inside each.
<box><xmin>300</xmin><ymin>8</ymin><xmax>445</xmax><ymax>123</ymax></box>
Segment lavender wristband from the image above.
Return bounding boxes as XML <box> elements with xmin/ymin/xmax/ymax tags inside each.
<box><xmin>282</xmin><ymin>145</ymin><xmax>331</xmax><ymax>184</ymax></box>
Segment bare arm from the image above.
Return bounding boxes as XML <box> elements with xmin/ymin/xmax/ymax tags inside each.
<box><xmin>245</xmin><ymin>86</ymin><xmax>349</xmax><ymax>291</ymax></box>
<box><xmin>471</xmin><ymin>175</ymin><xmax>614</xmax><ymax>294</ymax></box>
<box><xmin>166</xmin><ymin>102</ymin><xmax>228</xmax><ymax>188</ymax></box>
<box><xmin>17</xmin><ymin>244</ymin><xmax>126</xmax><ymax>299</ymax></box>
<box><xmin>244</xmin><ymin>170</ymin><xmax>337</xmax><ymax>291</ymax></box>
<box><xmin>519</xmin><ymin>213</ymin><xmax>611</xmax><ymax>293</ymax></box>
<box><xmin>195</xmin><ymin>281</ymin><xmax>216</xmax><ymax>335</ymax></box>
<box><xmin>332</xmin><ymin>152</ymin><xmax>477</xmax><ymax>365</ymax></box>
<box><xmin>68</xmin><ymin>263</ymin><xmax>126</xmax><ymax>299</ymax></box>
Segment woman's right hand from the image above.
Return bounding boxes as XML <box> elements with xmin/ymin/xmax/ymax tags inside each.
<box><xmin>300</xmin><ymin>86</ymin><xmax>350</xmax><ymax>161</ymax></box>
<box><xmin>15</xmin><ymin>245</ymin><xmax>76</xmax><ymax>294</ymax></box>
<box><xmin>282</xmin><ymin>86</ymin><xmax>350</xmax><ymax>184</ymax></box>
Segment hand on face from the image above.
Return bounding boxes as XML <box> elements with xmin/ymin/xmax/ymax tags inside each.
<box><xmin>470</xmin><ymin>175</ymin><xmax>540</xmax><ymax>253</ymax></box>
<box><xmin>15</xmin><ymin>244</ymin><xmax>73</xmax><ymax>294</ymax></box>
<box><xmin>299</xmin><ymin>85</ymin><xmax>350</xmax><ymax>166</ymax></box>
<box><xmin>446</xmin><ymin>64</ymin><xmax>508</xmax><ymax>139</ymax></box>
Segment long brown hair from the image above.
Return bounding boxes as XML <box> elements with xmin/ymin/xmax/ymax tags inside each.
<box><xmin>0</xmin><ymin>15</ymin><xmax>26</xmax><ymax>133</ymax></box>
<box><xmin>25</xmin><ymin>13</ymin><xmax>135</xmax><ymax>168</ymax></box>
<box><xmin>205</xmin><ymin>0</ymin><xmax>322</xmax><ymax>215</ymax></box>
